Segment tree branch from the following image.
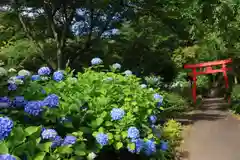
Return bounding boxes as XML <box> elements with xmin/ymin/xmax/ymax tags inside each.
<box><xmin>73</xmin><ymin>10</ymin><xmax>114</xmax><ymax>63</ymax></box>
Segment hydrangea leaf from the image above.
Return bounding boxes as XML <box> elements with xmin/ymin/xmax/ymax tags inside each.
<box><xmin>115</xmin><ymin>142</ymin><xmax>123</xmax><ymax>150</ymax></box>
<box><xmin>0</xmin><ymin>142</ymin><xmax>8</xmax><ymax>154</ymax></box>
<box><xmin>54</xmin><ymin>146</ymin><xmax>73</xmax><ymax>154</ymax></box>
<box><xmin>33</xmin><ymin>152</ymin><xmax>46</xmax><ymax>160</ymax></box>
<box><xmin>37</xmin><ymin>142</ymin><xmax>52</xmax><ymax>153</ymax></box>
<box><xmin>24</xmin><ymin>126</ymin><xmax>40</xmax><ymax>136</ymax></box>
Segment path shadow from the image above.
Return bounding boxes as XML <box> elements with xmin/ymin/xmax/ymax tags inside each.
<box><xmin>175</xmin><ymin>111</ymin><xmax>226</xmax><ymax>125</ymax></box>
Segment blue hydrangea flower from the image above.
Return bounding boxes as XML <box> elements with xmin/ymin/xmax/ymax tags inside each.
<box><xmin>13</xmin><ymin>96</ymin><xmax>27</xmax><ymax>108</ymax></box>
<box><xmin>153</xmin><ymin>93</ymin><xmax>163</xmax><ymax>103</ymax></box>
<box><xmin>149</xmin><ymin>115</ymin><xmax>157</xmax><ymax>124</ymax></box>
<box><xmin>157</xmin><ymin>101</ymin><xmax>163</xmax><ymax>107</ymax></box>
<box><xmin>112</xmin><ymin>63</ymin><xmax>121</xmax><ymax>69</ymax></box>
<box><xmin>91</xmin><ymin>57</ymin><xmax>103</xmax><ymax>65</ymax></box>
<box><xmin>160</xmin><ymin>141</ymin><xmax>168</xmax><ymax>151</ymax></box>
<box><xmin>96</xmin><ymin>133</ymin><xmax>108</xmax><ymax>146</ymax></box>
<box><xmin>31</xmin><ymin>75</ymin><xmax>40</xmax><ymax>81</ymax></box>
<box><xmin>41</xmin><ymin>129</ymin><xmax>58</xmax><ymax>140</ymax></box>
<box><xmin>0</xmin><ymin>154</ymin><xmax>16</xmax><ymax>160</ymax></box>
<box><xmin>38</xmin><ymin>67</ymin><xmax>51</xmax><ymax>76</ymax></box>
<box><xmin>124</xmin><ymin>70</ymin><xmax>132</xmax><ymax>76</ymax></box>
<box><xmin>61</xmin><ymin>135</ymin><xmax>77</xmax><ymax>146</ymax></box>
<box><xmin>128</xmin><ymin>139</ymin><xmax>144</xmax><ymax>153</ymax></box>
<box><xmin>53</xmin><ymin>71</ymin><xmax>64</xmax><ymax>82</ymax></box>
<box><xmin>143</xmin><ymin>140</ymin><xmax>156</xmax><ymax>156</ymax></box>
<box><xmin>16</xmin><ymin>75</ymin><xmax>25</xmax><ymax>80</ymax></box>
<box><xmin>43</xmin><ymin>94</ymin><xmax>59</xmax><ymax>108</ymax></box>
<box><xmin>110</xmin><ymin>108</ymin><xmax>125</xmax><ymax>120</ymax></box>
<box><xmin>8</xmin><ymin>83</ymin><xmax>17</xmax><ymax>91</ymax></box>
<box><xmin>24</xmin><ymin>101</ymin><xmax>43</xmax><ymax>116</ymax></box>
<box><xmin>140</xmin><ymin>84</ymin><xmax>147</xmax><ymax>88</ymax></box>
<box><xmin>127</xmin><ymin>127</ymin><xmax>140</xmax><ymax>139</ymax></box>
<box><xmin>51</xmin><ymin>136</ymin><xmax>63</xmax><ymax>148</ymax></box>
<box><xmin>0</xmin><ymin>97</ymin><xmax>11</xmax><ymax>108</ymax></box>
<box><xmin>41</xmin><ymin>89</ymin><xmax>46</xmax><ymax>95</ymax></box>
<box><xmin>0</xmin><ymin>116</ymin><xmax>14</xmax><ymax>140</ymax></box>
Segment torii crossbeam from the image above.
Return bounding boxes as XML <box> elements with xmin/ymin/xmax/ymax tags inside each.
<box><xmin>184</xmin><ymin>59</ymin><xmax>232</xmax><ymax>103</ymax></box>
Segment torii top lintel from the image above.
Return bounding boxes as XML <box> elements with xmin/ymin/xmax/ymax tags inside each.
<box><xmin>184</xmin><ymin>58</ymin><xmax>232</xmax><ymax>69</ymax></box>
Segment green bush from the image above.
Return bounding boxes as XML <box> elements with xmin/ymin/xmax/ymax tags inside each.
<box><xmin>231</xmin><ymin>84</ymin><xmax>240</xmax><ymax>114</ymax></box>
<box><xmin>0</xmin><ymin>59</ymin><xmax>183</xmax><ymax>160</ymax></box>
<box><xmin>162</xmin><ymin>120</ymin><xmax>182</xmax><ymax>159</ymax></box>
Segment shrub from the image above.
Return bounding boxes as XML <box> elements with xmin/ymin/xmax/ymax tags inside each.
<box><xmin>0</xmin><ymin>59</ymin><xmax>182</xmax><ymax>160</ymax></box>
<box><xmin>231</xmin><ymin>84</ymin><xmax>240</xmax><ymax>114</ymax></box>
<box><xmin>161</xmin><ymin>120</ymin><xmax>182</xmax><ymax>159</ymax></box>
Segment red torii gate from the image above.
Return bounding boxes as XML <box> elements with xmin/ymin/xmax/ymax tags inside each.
<box><xmin>184</xmin><ymin>59</ymin><xmax>232</xmax><ymax>103</ymax></box>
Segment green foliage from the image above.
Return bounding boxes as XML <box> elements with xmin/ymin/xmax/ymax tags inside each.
<box><xmin>0</xmin><ymin>61</ymin><xmax>183</xmax><ymax>159</ymax></box>
<box><xmin>145</xmin><ymin>75</ymin><xmax>164</xmax><ymax>88</ymax></box>
<box><xmin>161</xmin><ymin>92</ymin><xmax>188</xmax><ymax>115</ymax></box>
<box><xmin>161</xmin><ymin>119</ymin><xmax>182</xmax><ymax>160</ymax></box>
<box><xmin>0</xmin><ymin>39</ymin><xmax>40</xmax><ymax>68</ymax></box>
<box><xmin>162</xmin><ymin>119</ymin><xmax>182</xmax><ymax>146</ymax></box>
<box><xmin>231</xmin><ymin>85</ymin><xmax>240</xmax><ymax>114</ymax></box>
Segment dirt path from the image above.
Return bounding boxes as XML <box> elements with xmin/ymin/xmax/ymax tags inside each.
<box><xmin>178</xmin><ymin>98</ymin><xmax>240</xmax><ymax>160</ymax></box>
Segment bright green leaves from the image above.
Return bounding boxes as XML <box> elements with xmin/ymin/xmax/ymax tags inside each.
<box><xmin>54</xmin><ymin>146</ymin><xmax>73</xmax><ymax>154</ymax></box>
<box><xmin>0</xmin><ymin>142</ymin><xmax>8</xmax><ymax>154</ymax></box>
<box><xmin>127</xmin><ymin>143</ymin><xmax>135</xmax><ymax>151</ymax></box>
<box><xmin>74</xmin><ymin>143</ymin><xmax>87</xmax><ymax>156</ymax></box>
<box><xmin>33</xmin><ymin>152</ymin><xmax>46</xmax><ymax>160</ymax></box>
<box><xmin>24</xmin><ymin>126</ymin><xmax>41</xmax><ymax>137</ymax></box>
<box><xmin>115</xmin><ymin>142</ymin><xmax>123</xmax><ymax>150</ymax></box>
<box><xmin>37</xmin><ymin>142</ymin><xmax>52</xmax><ymax>153</ymax></box>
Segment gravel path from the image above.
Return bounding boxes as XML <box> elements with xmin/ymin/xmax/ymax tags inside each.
<box><xmin>179</xmin><ymin>98</ymin><xmax>240</xmax><ymax>160</ymax></box>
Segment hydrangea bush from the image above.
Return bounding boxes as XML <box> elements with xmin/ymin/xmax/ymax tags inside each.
<box><xmin>0</xmin><ymin>59</ymin><xmax>182</xmax><ymax>160</ymax></box>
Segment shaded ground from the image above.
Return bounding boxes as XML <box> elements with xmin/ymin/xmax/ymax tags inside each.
<box><xmin>176</xmin><ymin>98</ymin><xmax>240</xmax><ymax>160</ymax></box>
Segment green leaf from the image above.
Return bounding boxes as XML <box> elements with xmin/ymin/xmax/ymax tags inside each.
<box><xmin>116</xmin><ymin>142</ymin><xmax>123</xmax><ymax>150</ymax></box>
<box><xmin>147</xmin><ymin>134</ymin><xmax>154</xmax><ymax>139</ymax></box>
<box><xmin>12</xmin><ymin>143</ymin><xmax>27</xmax><ymax>155</ymax></box>
<box><xmin>98</xmin><ymin>127</ymin><xmax>104</xmax><ymax>133</ymax></box>
<box><xmin>55</xmin><ymin>146</ymin><xmax>73</xmax><ymax>154</ymax></box>
<box><xmin>24</xmin><ymin>126</ymin><xmax>40</xmax><ymax>136</ymax></box>
<box><xmin>75</xmin><ymin>150</ymin><xmax>86</xmax><ymax>156</ymax></box>
<box><xmin>100</xmin><ymin>111</ymin><xmax>107</xmax><ymax>118</ymax></box>
<box><xmin>37</xmin><ymin>142</ymin><xmax>52</xmax><ymax>152</ymax></box>
<box><xmin>96</xmin><ymin>117</ymin><xmax>104</xmax><ymax>126</ymax></box>
<box><xmin>127</xmin><ymin>143</ymin><xmax>135</xmax><ymax>150</ymax></box>
<box><xmin>91</xmin><ymin>117</ymin><xmax>104</xmax><ymax>128</ymax></box>
<box><xmin>114</xmin><ymin>135</ymin><xmax>121</xmax><ymax>141</ymax></box>
<box><xmin>105</xmin><ymin>121</ymin><xmax>113</xmax><ymax>126</ymax></box>
<box><xmin>107</xmin><ymin>133</ymin><xmax>113</xmax><ymax>140</ymax></box>
<box><xmin>92</xmin><ymin>132</ymin><xmax>98</xmax><ymax>137</ymax></box>
<box><xmin>33</xmin><ymin>152</ymin><xmax>46</xmax><ymax>160</ymax></box>
<box><xmin>0</xmin><ymin>142</ymin><xmax>8</xmax><ymax>154</ymax></box>
<box><xmin>79</xmin><ymin>127</ymin><xmax>92</xmax><ymax>134</ymax></box>
<box><xmin>11</xmin><ymin>127</ymin><xmax>25</xmax><ymax>142</ymax></box>
<box><xmin>63</xmin><ymin>122</ymin><xmax>74</xmax><ymax>128</ymax></box>
<box><xmin>121</xmin><ymin>131</ymin><xmax>128</xmax><ymax>139</ymax></box>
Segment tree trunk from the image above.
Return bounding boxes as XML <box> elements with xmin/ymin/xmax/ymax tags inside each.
<box><xmin>57</xmin><ymin>46</ymin><xmax>63</xmax><ymax>70</ymax></box>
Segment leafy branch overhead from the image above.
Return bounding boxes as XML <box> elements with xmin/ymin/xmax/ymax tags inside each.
<box><xmin>0</xmin><ymin>0</ymin><xmax>240</xmax><ymax>80</ymax></box>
